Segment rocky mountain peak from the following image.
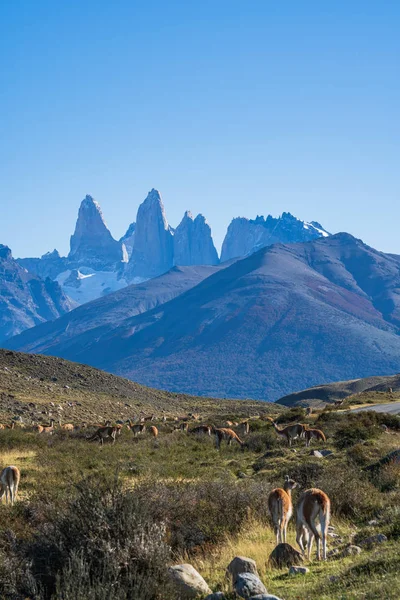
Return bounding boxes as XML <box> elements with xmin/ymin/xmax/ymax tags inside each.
<box><xmin>174</xmin><ymin>211</ymin><xmax>219</xmax><ymax>266</ymax></box>
<box><xmin>126</xmin><ymin>189</ymin><xmax>174</xmax><ymax>280</ymax></box>
<box><xmin>0</xmin><ymin>244</ymin><xmax>12</xmax><ymax>260</ymax></box>
<box><xmin>68</xmin><ymin>195</ymin><xmax>124</xmax><ymax>269</ymax></box>
<box><xmin>221</xmin><ymin>212</ymin><xmax>330</xmax><ymax>262</ymax></box>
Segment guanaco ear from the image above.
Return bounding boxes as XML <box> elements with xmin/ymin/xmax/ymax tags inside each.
<box><xmin>285</xmin><ymin>474</ymin><xmax>290</xmax><ymax>481</ymax></box>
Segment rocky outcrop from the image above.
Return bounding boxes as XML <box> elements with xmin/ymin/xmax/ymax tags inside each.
<box><xmin>0</xmin><ymin>245</ymin><xmax>74</xmax><ymax>342</ymax></box>
<box><xmin>120</xmin><ymin>222</ymin><xmax>136</xmax><ymax>259</ymax></box>
<box><xmin>174</xmin><ymin>211</ymin><xmax>219</xmax><ymax>266</ymax></box>
<box><xmin>127</xmin><ymin>189</ymin><xmax>174</xmax><ymax>280</ymax></box>
<box><xmin>17</xmin><ymin>249</ymin><xmax>68</xmax><ymax>280</ymax></box>
<box><xmin>221</xmin><ymin>213</ymin><xmax>329</xmax><ymax>262</ymax></box>
<box><xmin>69</xmin><ymin>195</ymin><xmax>124</xmax><ymax>269</ymax></box>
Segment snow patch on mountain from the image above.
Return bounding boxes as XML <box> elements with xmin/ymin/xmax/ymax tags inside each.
<box><xmin>56</xmin><ymin>268</ymin><xmax>129</xmax><ymax>305</ymax></box>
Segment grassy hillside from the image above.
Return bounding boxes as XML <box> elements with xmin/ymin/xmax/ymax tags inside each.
<box><xmin>0</xmin><ymin>354</ymin><xmax>399</xmax><ymax>599</ymax></box>
<box><xmin>278</xmin><ymin>373</ymin><xmax>400</xmax><ymax>408</ymax></box>
<box><xmin>0</xmin><ymin>349</ymin><xmax>275</xmax><ymax>425</ymax></box>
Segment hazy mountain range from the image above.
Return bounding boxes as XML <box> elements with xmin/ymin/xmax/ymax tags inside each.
<box><xmin>6</xmin><ymin>232</ymin><xmax>400</xmax><ymax>401</ymax></box>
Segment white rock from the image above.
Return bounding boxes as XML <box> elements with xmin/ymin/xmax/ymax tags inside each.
<box><xmin>289</xmin><ymin>566</ymin><xmax>309</xmax><ymax>575</ymax></box>
<box><xmin>168</xmin><ymin>564</ymin><xmax>211</xmax><ymax>598</ymax></box>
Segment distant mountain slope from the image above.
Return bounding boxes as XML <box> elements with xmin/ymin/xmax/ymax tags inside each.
<box><xmin>277</xmin><ymin>374</ymin><xmax>400</xmax><ymax>406</ymax></box>
<box><xmin>6</xmin><ymin>233</ymin><xmax>400</xmax><ymax>402</ymax></box>
<box><xmin>0</xmin><ymin>245</ymin><xmax>74</xmax><ymax>342</ymax></box>
<box><xmin>4</xmin><ymin>264</ymin><xmax>224</xmax><ymax>354</ymax></box>
<box><xmin>0</xmin><ymin>349</ymin><xmax>273</xmax><ymax>424</ymax></box>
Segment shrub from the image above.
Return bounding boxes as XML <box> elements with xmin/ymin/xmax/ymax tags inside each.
<box><xmin>275</xmin><ymin>407</ymin><xmax>306</xmax><ymax>424</ymax></box>
<box><xmin>334</xmin><ymin>413</ymin><xmax>383</xmax><ymax>449</ymax></box>
<box><xmin>16</xmin><ymin>477</ymin><xmax>173</xmax><ymax>600</ymax></box>
<box><xmin>319</xmin><ymin>464</ymin><xmax>382</xmax><ymax>519</ymax></box>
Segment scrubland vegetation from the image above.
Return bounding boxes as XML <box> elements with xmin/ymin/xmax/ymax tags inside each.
<box><xmin>0</xmin><ymin>404</ymin><xmax>399</xmax><ymax>599</ymax></box>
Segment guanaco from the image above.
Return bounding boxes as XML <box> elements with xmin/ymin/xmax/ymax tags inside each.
<box><xmin>59</xmin><ymin>421</ymin><xmax>74</xmax><ymax>431</ymax></box>
<box><xmin>270</xmin><ymin>422</ymin><xmax>306</xmax><ymax>446</ymax></box>
<box><xmin>149</xmin><ymin>425</ymin><xmax>158</xmax><ymax>438</ymax></box>
<box><xmin>179</xmin><ymin>422</ymin><xmax>189</xmax><ymax>432</ymax></box>
<box><xmin>296</xmin><ymin>488</ymin><xmax>331</xmax><ymax>560</ymax></box>
<box><xmin>214</xmin><ymin>427</ymin><xmax>244</xmax><ymax>449</ymax></box>
<box><xmin>237</xmin><ymin>421</ymin><xmax>250</xmax><ymax>436</ymax></box>
<box><xmin>35</xmin><ymin>419</ymin><xmax>55</xmax><ymax>434</ymax></box>
<box><xmin>304</xmin><ymin>428</ymin><xmax>326</xmax><ymax>447</ymax></box>
<box><xmin>189</xmin><ymin>425</ymin><xmax>212</xmax><ymax>436</ymax></box>
<box><xmin>126</xmin><ymin>420</ymin><xmax>146</xmax><ymax>437</ymax></box>
<box><xmin>87</xmin><ymin>425</ymin><xmax>118</xmax><ymax>445</ymax></box>
<box><xmin>268</xmin><ymin>475</ymin><xmax>298</xmax><ymax>544</ymax></box>
<box><xmin>0</xmin><ymin>466</ymin><xmax>20</xmax><ymax>506</ymax></box>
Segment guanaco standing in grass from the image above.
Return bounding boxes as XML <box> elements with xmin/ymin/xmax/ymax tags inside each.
<box><xmin>59</xmin><ymin>421</ymin><xmax>74</xmax><ymax>431</ymax></box>
<box><xmin>149</xmin><ymin>425</ymin><xmax>158</xmax><ymax>438</ymax></box>
<box><xmin>189</xmin><ymin>425</ymin><xmax>212</xmax><ymax>436</ymax></box>
<box><xmin>214</xmin><ymin>427</ymin><xmax>244</xmax><ymax>449</ymax></box>
<box><xmin>267</xmin><ymin>419</ymin><xmax>306</xmax><ymax>446</ymax></box>
<box><xmin>0</xmin><ymin>466</ymin><xmax>20</xmax><ymax>506</ymax></box>
<box><xmin>304</xmin><ymin>428</ymin><xmax>326</xmax><ymax>447</ymax></box>
<box><xmin>126</xmin><ymin>420</ymin><xmax>146</xmax><ymax>437</ymax></box>
<box><xmin>237</xmin><ymin>421</ymin><xmax>250</xmax><ymax>436</ymax></box>
<box><xmin>87</xmin><ymin>425</ymin><xmax>118</xmax><ymax>445</ymax></box>
<box><xmin>296</xmin><ymin>488</ymin><xmax>331</xmax><ymax>560</ymax></box>
<box><xmin>34</xmin><ymin>419</ymin><xmax>55</xmax><ymax>434</ymax></box>
<box><xmin>268</xmin><ymin>475</ymin><xmax>298</xmax><ymax>544</ymax></box>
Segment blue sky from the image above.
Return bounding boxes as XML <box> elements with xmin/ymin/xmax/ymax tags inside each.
<box><xmin>1</xmin><ymin>0</ymin><xmax>399</xmax><ymax>257</ymax></box>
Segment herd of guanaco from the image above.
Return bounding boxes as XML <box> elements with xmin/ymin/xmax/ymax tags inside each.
<box><xmin>0</xmin><ymin>409</ymin><xmax>334</xmax><ymax>561</ymax></box>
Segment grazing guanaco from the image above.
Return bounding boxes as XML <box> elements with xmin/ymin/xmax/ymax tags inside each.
<box><xmin>35</xmin><ymin>419</ymin><xmax>55</xmax><ymax>434</ymax></box>
<box><xmin>334</xmin><ymin>399</ymin><xmax>344</xmax><ymax>408</ymax></box>
<box><xmin>214</xmin><ymin>427</ymin><xmax>244</xmax><ymax>449</ymax></box>
<box><xmin>270</xmin><ymin>421</ymin><xmax>306</xmax><ymax>446</ymax></box>
<box><xmin>87</xmin><ymin>425</ymin><xmax>118</xmax><ymax>445</ymax></box>
<box><xmin>237</xmin><ymin>421</ymin><xmax>250</xmax><ymax>436</ymax></box>
<box><xmin>268</xmin><ymin>475</ymin><xmax>298</xmax><ymax>544</ymax></box>
<box><xmin>179</xmin><ymin>422</ymin><xmax>189</xmax><ymax>432</ymax></box>
<box><xmin>149</xmin><ymin>425</ymin><xmax>158</xmax><ymax>438</ymax></box>
<box><xmin>126</xmin><ymin>420</ymin><xmax>146</xmax><ymax>437</ymax></box>
<box><xmin>189</xmin><ymin>425</ymin><xmax>212</xmax><ymax>436</ymax></box>
<box><xmin>296</xmin><ymin>488</ymin><xmax>331</xmax><ymax>560</ymax></box>
<box><xmin>141</xmin><ymin>414</ymin><xmax>155</xmax><ymax>423</ymax></box>
<box><xmin>0</xmin><ymin>466</ymin><xmax>20</xmax><ymax>506</ymax></box>
<box><xmin>59</xmin><ymin>421</ymin><xmax>74</xmax><ymax>431</ymax></box>
<box><xmin>304</xmin><ymin>428</ymin><xmax>326</xmax><ymax>447</ymax></box>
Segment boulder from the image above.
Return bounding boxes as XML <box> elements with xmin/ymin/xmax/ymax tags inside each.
<box><xmin>249</xmin><ymin>595</ymin><xmax>283</xmax><ymax>600</ymax></box>
<box><xmin>205</xmin><ymin>594</ymin><xmax>226</xmax><ymax>600</ymax></box>
<box><xmin>339</xmin><ymin>545</ymin><xmax>362</xmax><ymax>557</ymax></box>
<box><xmin>359</xmin><ymin>534</ymin><xmax>388</xmax><ymax>547</ymax></box>
<box><xmin>168</xmin><ymin>564</ymin><xmax>211</xmax><ymax>598</ymax></box>
<box><xmin>234</xmin><ymin>573</ymin><xmax>267</xmax><ymax>598</ymax></box>
<box><xmin>227</xmin><ymin>556</ymin><xmax>258</xmax><ymax>582</ymax></box>
<box><xmin>288</xmin><ymin>566</ymin><xmax>309</xmax><ymax>575</ymax></box>
<box><xmin>269</xmin><ymin>543</ymin><xmax>304</xmax><ymax>568</ymax></box>
<box><xmin>310</xmin><ymin>450</ymin><xmax>324</xmax><ymax>458</ymax></box>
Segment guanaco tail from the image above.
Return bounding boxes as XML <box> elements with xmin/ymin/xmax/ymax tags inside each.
<box><xmin>296</xmin><ymin>488</ymin><xmax>331</xmax><ymax>560</ymax></box>
<box><xmin>0</xmin><ymin>466</ymin><xmax>20</xmax><ymax>506</ymax></box>
<box><xmin>268</xmin><ymin>475</ymin><xmax>298</xmax><ymax>544</ymax></box>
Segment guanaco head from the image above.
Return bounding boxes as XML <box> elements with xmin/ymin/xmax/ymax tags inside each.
<box><xmin>283</xmin><ymin>474</ymin><xmax>298</xmax><ymax>492</ymax></box>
